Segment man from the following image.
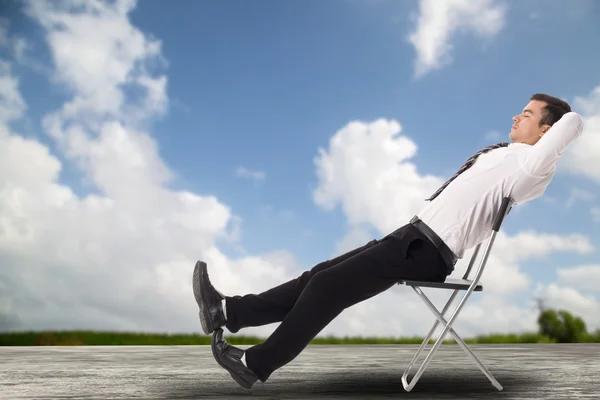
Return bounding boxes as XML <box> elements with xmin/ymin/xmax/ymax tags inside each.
<box><xmin>192</xmin><ymin>93</ymin><xmax>584</xmax><ymax>389</ymax></box>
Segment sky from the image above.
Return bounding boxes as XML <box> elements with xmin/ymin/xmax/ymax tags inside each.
<box><xmin>0</xmin><ymin>0</ymin><xmax>599</xmax><ymax>339</ymax></box>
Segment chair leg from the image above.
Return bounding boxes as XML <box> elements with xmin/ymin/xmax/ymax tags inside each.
<box><xmin>401</xmin><ymin>287</ymin><xmax>458</xmax><ymax>391</ymax></box>
<box><xmin>402</xmin><ymin>289</ymin><xmax>460</xmax><ymax>380</ymax></box>
<box><xmin>401</xmin><ymin>286</ymin><xmax>503</xmax><ymax>392</ymax></box>
<box><xmin>414</xmin><ymin>286</ymin><xmax>503</xmax><ymax>391</ymax></box>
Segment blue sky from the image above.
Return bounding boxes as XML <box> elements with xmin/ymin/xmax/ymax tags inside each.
<box><xmin>1</xmin><ymin>0</ymin><xmax>599</xmax><ymax>335</ymax></box>
<box><xmin>138</xmin><ymin>0</ymin><xmax>600</xmax><ymax>265</ymax></box>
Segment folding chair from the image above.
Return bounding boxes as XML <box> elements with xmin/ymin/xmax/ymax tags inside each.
<box><xmin>398</xmin><ymin>196</ymin><xmax>514</xmax><ymax>392</ymax></box>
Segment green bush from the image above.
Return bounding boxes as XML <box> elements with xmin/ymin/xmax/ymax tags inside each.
<box><xmin>538</xmin><ymin>309</ymin><xmax>588</xmax><ymax>343</ymax></box>
<box><xmin>1</xmin><ymin>307</ymin><xmax>598</xmax><ymax>346</ymax></box>
<box><xmin>1</xmin><ymin>330</ymin><xmax>593</xmax><ymax>346</ymax></box>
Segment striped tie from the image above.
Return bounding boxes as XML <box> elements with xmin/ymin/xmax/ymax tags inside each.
<box><xmin>426</xmin><ymin>142</ymin><xmax>510</xmax><ymax>201</ymax></box>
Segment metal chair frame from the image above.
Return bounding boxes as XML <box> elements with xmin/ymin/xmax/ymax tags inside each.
<box><xmin>398</xmin><ymin>196</ymin><xmax>514</xmax><ymax>392</ymax></box>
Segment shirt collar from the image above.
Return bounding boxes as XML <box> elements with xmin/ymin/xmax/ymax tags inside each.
<box><xmin>508</xmin><ymin>142</ymin><xmax>532</xmax><ymax>148</ymax></box>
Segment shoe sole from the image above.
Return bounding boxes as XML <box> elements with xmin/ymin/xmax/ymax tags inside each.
<box><xmin>192</xmin><ymin>261</ymin><xmax>214</xmax><ymax>335</ymax></box>
<box><xmin>211</xmin><ymin>329</ymin><xmax>255</xmax><ymax>390</ymax></box>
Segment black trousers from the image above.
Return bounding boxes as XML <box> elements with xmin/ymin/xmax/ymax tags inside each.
<box><xmin>224</xmin><ymin>223</ymin><xmax>449</xmax><ymax>382</ymax></box>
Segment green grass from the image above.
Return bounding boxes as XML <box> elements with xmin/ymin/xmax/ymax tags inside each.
<box><xmin>2</xmin><ymin>330</ymin><xmax>598</xmax><ymax>346</ymax></box>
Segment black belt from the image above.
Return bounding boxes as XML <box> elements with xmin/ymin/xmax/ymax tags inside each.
<box><xmin>410</xmin><ymin>216</ymin><xmax>457</xmax><ymax>274</ymax></box>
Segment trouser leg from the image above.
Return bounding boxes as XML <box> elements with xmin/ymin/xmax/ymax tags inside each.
<box><xmin>244</xmin><ymin>231</ymin><xmax>446</xmax><ymax>382</ymax></box>
<box><xmin>224</xmin><ymin>239</ymin><xmax>380</xmax><ymax>333</ymax></box>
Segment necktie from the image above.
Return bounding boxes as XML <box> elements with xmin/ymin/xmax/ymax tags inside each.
<box><xmin>426</xmin><ymin>142</ymin><xmax>510</xmax><ymax>201</ymax></box>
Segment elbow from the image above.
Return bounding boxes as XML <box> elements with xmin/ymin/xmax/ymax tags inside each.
<box><xmin>560</xmin><ymin>112</ymin><xmax>584</xmax><ymax>132</ymax></box>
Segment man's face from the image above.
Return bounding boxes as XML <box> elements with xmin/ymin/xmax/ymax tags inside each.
<box><xmin>509</xmin><ymin>100</ymin><xmax>551</xmax><ymax>145</ymax></box>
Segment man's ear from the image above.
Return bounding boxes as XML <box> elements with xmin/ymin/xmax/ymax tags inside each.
<box><xmin>539</xmin><ymin>124</ymin><xmax>551</xmax><ymax>137</ymax></box>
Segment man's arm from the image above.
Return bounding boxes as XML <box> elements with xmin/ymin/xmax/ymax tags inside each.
<box><xmin>520</xmin><ymin>112</ymin><xmax>584</xmax><ymax>176</ymax></box>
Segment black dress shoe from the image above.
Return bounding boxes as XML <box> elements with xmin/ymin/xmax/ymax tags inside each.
<box><xmin>212</xmin><ymin>328</ymin><xmax>259</xmax><ymax>390</ymax></box>
<box><xmin>192</xmin><ymin>261</ymin><xmax>226</xmax><ymax>335</ymax></box>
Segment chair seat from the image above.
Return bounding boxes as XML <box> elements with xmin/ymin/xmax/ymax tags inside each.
<box><xmin>398</xmin><ymin>277</ymin><xmax>483</xmax><ymax>291</ymax></box>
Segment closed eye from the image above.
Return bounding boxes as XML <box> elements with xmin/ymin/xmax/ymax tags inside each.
<box><xmin>522</xmin><ymin>109</ymin><xmax>534</xmax><ymax>117</ymax></box>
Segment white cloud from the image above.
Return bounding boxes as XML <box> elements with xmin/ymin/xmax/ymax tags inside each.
<box><xmin>449</xmin><ymin>230</ymin><xmax>593</xmax><ymax>296</ymax></box>
<box><xmin>566</xmin><ymin>187</ymin><xmax>596</xmax><ymax>208</ymax></box>
<box><xmin>0</xmin><ymin>61</ymin><xmax>27</xmax><ymax>124</ymax></box>
<box><xmin>0</xmin><ymin>19</ymin><xmax>8</xmax><ymax>46</ymax></box>
<box><xmin>562</xmin><ymin>85</ymin><xmax>600</xmax><ymax>184</ymax></box>
<box><xmin>26</xmin><ymin>0</ymin><xmax>167</xmax><ymax>122</ymax></box>
<box><xmin>236</xmin><ymin>166</ymin><xmax>266</xmax><ymax>181</ymax></box>
<box><xmin>484</xmin><ymin>130</ymin><xmax>504</xmax><ymax>141</ymax></box>
<box><xmin>0</xmin><ymin>0</ymin><xmax>293</xmax><ymax>337</ymax></box>
<box><xmin>591</xmin><ymin>207</ymin><xmax>600</xmax><ymax>223</ymax></box>
<box><xmin>535</xmin><ymin>283</ymin><xmax>600</xmax><ymax>329</ymax></box>
<box><xmin>0</xmin><ymin>18</ymin><xmax>24</xmax><ymax>59</ymax></box>
<box><xmin>11</xmin><ymin>37</ymin><xmax>27</xmax><ymax>63</ymax></box>
<box><xmin>407</xmin><ymin>0</ymin><xmax>507</xmax><ymax>78</ymax></box>
<box><xmin>313</xmin><ymin>118</ymin><xmax>442</xmax><ymax>234</ymax></box>
<box><xmin>541</xmin><ymin>196</ymin><xmax>558</xmax><ymax>205</ymax></box>
<box><xmin>555</xmin><ymin>265</ymin><xmax>600</xmax><ymax>292</ymax></box>
<box><xmin>1</xmin><ymin>17</ymin><xmax>50</xmax><ymax>76</ymax></box>
<box><xmin>333</xmin><ymin>227</ymin><xmax>373</xmax><ymax>256</ymax></box>
<box><xmin>490</xmin><ymin>230</ymin><xmax>593</xmax><ymax>264</ymax></box>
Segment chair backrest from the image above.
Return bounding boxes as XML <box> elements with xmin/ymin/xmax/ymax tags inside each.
<box><xmin>462</xmin><ymin>196</ymin><xmax>514</xmax><ymax>281</ymax></box>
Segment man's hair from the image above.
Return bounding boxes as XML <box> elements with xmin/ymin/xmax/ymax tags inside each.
<box><xmin>530</xmin><ymin>93</ymin><xmax>571</xmax><ymax>127</ymax></box>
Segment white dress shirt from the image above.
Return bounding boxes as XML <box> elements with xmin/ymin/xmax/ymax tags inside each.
<box><xmin>416</xmin><ymin>112</ymin><xmax>584</xmax><ymax>259</ymax></box>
